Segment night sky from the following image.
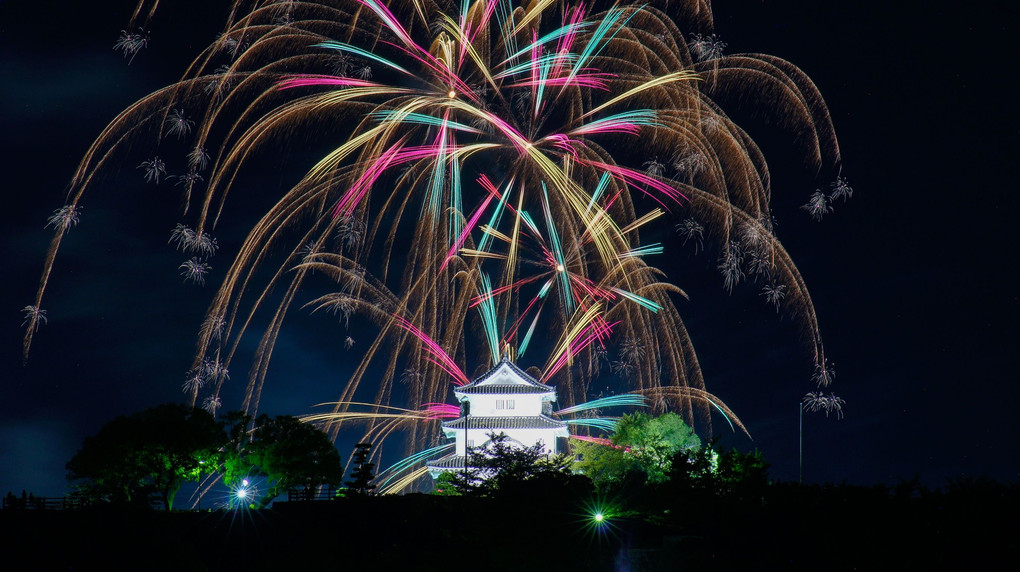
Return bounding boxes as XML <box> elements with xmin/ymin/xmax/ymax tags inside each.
<box><xmin>2</xmin><ymin>1</ymin><xmax>1017</xmax><ymax>497</ymax></box>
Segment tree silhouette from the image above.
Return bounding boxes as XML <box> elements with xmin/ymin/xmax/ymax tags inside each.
<box><xmin>446</xmin><ymin>433</ymin><xmax>574</xmax><ymax>497</ymax></box>
<box><xmin>66</xmin><ymin>404</ymin><xmax>224</xmax><ymax>510</ymax></box>
<box><xmin>345</xmin><ymin>442</ymin><xmax>376</xmax><ymax>495</ymax></box>
<box><xmin>224</xmin><ymin>414</ymin><xmax>344</xmax><ymax>507</ymax></box>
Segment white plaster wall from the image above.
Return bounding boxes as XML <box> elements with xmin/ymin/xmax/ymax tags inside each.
<box><xmin>467</xmin><ymin>393</ymin><xmax>544</xmax><ymax>416</ymax></box>
<box><xmin>454</xmin><ymin>425</ymin><xmax>566</xmax><ymax>456</ymax></box>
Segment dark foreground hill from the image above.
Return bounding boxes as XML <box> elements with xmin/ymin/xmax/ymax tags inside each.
<box><xmin>1</xmin><ymin>480</ymin><xmax>1015</xmax><ymax>571</ymax></box>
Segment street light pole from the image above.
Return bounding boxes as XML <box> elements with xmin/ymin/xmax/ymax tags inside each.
<box><xmin>463</xmin><ymin>400</ymin><xmax>470</xmax><ymax>474</ymax></box>
<box><xmin>798</xmin><ymin>402</ymin><xmax>803</xmax><ymax>484</ymax></box>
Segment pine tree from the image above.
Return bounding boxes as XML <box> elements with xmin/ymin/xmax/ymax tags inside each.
<box><xmin>345</xmin><ymin>442</ymin><xmax>376</xmax><ymax>495</ymax></box>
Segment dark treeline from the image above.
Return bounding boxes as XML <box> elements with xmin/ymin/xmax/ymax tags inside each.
<box><xmin>2</xmin><ymin>476</ymin><xmax>1016</xmax><ymax>570</ymax></box>
<box><xmin>3</xmin><ymin>409</ymin><xmax>1014</xmax><ymax>569</ymax></box>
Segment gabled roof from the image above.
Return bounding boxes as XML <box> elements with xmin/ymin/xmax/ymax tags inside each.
<box><xmin>454</xmin><ymin>358</ymin><xmax>553</xmax><ymax>396</ymax></box>
<box><xmin>442</xmin><ymin>415</ymin><xmax>567</xmax><ymax>430</ymax></box>
<box><xmin>425</xmin><ymin>453</ymin><xmax>467</xmax><ymax>470</ymax></box>
<box><xmin>456</xmin><ymin>384</ymin><xmax>551</xmax><ymax>395</ymax></box>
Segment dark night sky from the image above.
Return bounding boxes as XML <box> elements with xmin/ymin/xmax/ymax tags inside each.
<box><xmin>1</xmin><ymin>1</ymin><xmax>1017</xmax><ymax>497</ymax></box>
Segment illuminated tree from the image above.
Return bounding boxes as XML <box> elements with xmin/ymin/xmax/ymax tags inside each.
<box><xmin>612</xmin><ymin>412</ymin><xmax>701</xmax><ymax>480</ymax></box>
<box><xmin>573</xmin><ymin>411</ymin><xmax>701</xmax><ymax>487</ymax></box>
<box><xmin>224</xmin><ymin>414</ymin><xmax>344</xmax><ymax>507</ymax></box>
<box><xmin>66</xmin><ymin>404</ymin><xmax>225</xmax><ymax>510</ymax></box>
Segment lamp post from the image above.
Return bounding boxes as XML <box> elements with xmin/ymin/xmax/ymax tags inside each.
<box><xmin>800</xmin><ymin>392</ymin><xmax>846</xmax><ymax>484</ymax></box>
<box><xmin>462</xmin><ymin>399</ymin><xmax>470</xmax><ymax>474</ymax></box>
<box><xmin>799</xmin><ymin>402</ymin><xmax>804</xmax><ymax>484</ymax></box>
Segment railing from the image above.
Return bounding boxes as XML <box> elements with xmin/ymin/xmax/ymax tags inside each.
<box><xmin>4</xmin><ymin>488</ymin><xmax>346</xmax><ymax>509</ymax></box>
<box><xmin>2</xmin><ymin>494</ymin><xmax>87</xmax><ymax>511</ymax></box>
<box><xmin>286</xmin><ymin>486</ymin><xmax>344</xmax><ymax>502</ymax></box>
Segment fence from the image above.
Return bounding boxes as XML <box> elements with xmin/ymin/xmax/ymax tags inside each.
<box><xmin>2</xmin><ymin>494</ymin><xmax>87</xmax><ymax>511</ymax></box>
<box><xmin>4</xmin><ymin>488</ymin><xmax>344</xmax><ymax>509</ymax></box>
<box><xmin>286</xmin><ymin>485</ymin><xmax>344</xmax><ymax>502</ymax></box>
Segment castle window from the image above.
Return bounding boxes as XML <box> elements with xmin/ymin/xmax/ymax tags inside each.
<box><xmin>495</xmin><ymin>399</ymin><xmax>515</xmax><ymax>410</ymax></box>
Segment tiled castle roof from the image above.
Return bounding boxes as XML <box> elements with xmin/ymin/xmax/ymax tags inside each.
<box><xmin>426</xmin><ymin>454</ymin><xmax>467</xmax><ymax>469</ymax></box>
<box><xmin>454</xmin><ymin>358</ymin><xmax>553</xmax><ymax>394</ymax></box>
<box><xmin>442</xmin><ymin>415</ymin><xmax>566</xmax><ymax>430</ymax></box>
<box><xmin>455</xmin><ymin>384</ymin><xmax>551</xmax><ymax>395</ymax></box>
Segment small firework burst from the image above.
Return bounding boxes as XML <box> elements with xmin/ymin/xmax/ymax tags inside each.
<box><xmin>202</xmin><ymin>314</ymin><xmax>227</xmax><ymax>342</ymax></box>
<box><xmin>217</xmin><ymin>33</ymin><xmax>246</xmax><ymax>59</ymax></box>
<box><xmin>179</xmin><ymin>257</ymin><xmax>211</xmax><ymax>285</ymax></box>
<box><xmin>201</xmin><ymin>358</ymin><xmax>229</xmax><ymax>383</ymax></box>
<box><xmin>45</xmin><ymin>205</ymin><xmax>82</xmax><ymax>235</ymax></box>
<box><xmin>718</xmin><ymin>241</ymin><xmax>745</xmax><ymax>293</ymax></box>
<box><xmin>203</xmin><ymin>66</ymin><xmax>235</xmax><ymax>99</ymax></box>
<box><xmin>672</xmin><ymin>150</ymin><xmax>708</xmax><ymax>179</ymax></box>
<box><xmin>165</xmin><ymin>108</ymin><xmax>194</xmax><ymax>138</ymax></box>
<box><xmin>113</xmin><ymin>29</ymin><xmax>149</xmax><ymax>63</ymax></box>
<box><xmin>169</xmin><ymin>224</ymin><xmax>218</xmax><ymax>258</ymax></box>
<box><xmin>747</xmin><ymin>246</ymin><xmax>774</xmax><ymax>278</ymax></box>
<box><xmin>344</xmin><ymin>267</ymin><xmax>366</xmax><ymax>291</ymax></box>
<box><xmin>688</xmin><ymin>33</ymin><xmax>727</xmax><ymax>61</ymax></box>
<box><xmin>829</xmin><ymin>176</ymin><xmax>854</xmax><ymax>202</ymax></box>
<box><xmin>202</xmin><ymin>395</ymin><xmax>222</xmax><ymax>416</ymax></box>
<box><xmin>182</xmin><ymin>370</ymin><xmax>206</xmax><ymax>393</ymax></box>
<box><xmin>610</xmin><ymin>359</ymin><xmax>635</xmax><ymax>380</ymax></box>
<box><xmin>803</xmin><ymin>391</ymin><xmax>846</xmax><ymax>419</ymax></box>
<box><xmin>739</xmin><ymin>219</ymin><xmax>770</xmax><ymax>251</ymax></box>
<box><xmin>760</xmin><ymin>283</ymin><xmax>787</xmax><ymax>311</ymax></box>
<box><xmin>21</xmin><ymin>306</ymin><xmax>47</xmax><ymax>331</ymax></box>
<box><xmin>618</xmin><ymin>337</ymin><xmax>646</xmax><ymax>364</ymax></box>
<box><xmin>801</xmin><ymin>191</ymin><xmax>832</xmax><ymax>221</ymax></box>
<box><xmin>642</xmin><ymin>157</ymin><xmax>665</xmax><ymax>177</ymax></box>
<box><xmin>336</xmin><ymin>216</ymin><xmax>367</xmax><ymax>251</ymax></box>
<box><xmin>138</xmin><ymin>157</ymin><xmax>166</xmax><ymax>184</ymax></box>
<box><xmin>675</xmin><ymin>218</ymin><xmax>704</xmax><ymax>253</ymax></box>
<box><xmin>811</xmin><ymin>361</ymin><xmax>836</xmax><ymax>387</ymax></box>
<box><xmin>187</xmin><ymin>146</ymin><xmax>210</xmax><ymax>171</ymax></box>
<box><xmin>399</xmin><ymin>367</ymin><xmax>424</xmax><ymax>385</ymax></box>
<box><xmin>328</xmin><ymin>296</ymin><xmax>356</xmax><ymax>327</ymax></box>
<box><xmin>329</xmin><ymin>52</ymin><xmax>355</xmax><ymax>77</ymax></box>
<box><xmin>172</xmin><ymin>171</ymin><xmax>203</xmax><ymax>188</ymax></box>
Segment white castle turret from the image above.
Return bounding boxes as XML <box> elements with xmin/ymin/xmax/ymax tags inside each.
<box><xmin>427</xmin><ymin>358</ymin><xmax>569</xmax><ymax>477</ymax></box>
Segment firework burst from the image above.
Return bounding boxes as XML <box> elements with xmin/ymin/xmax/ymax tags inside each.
<box><xmin>28</xmin><ymin>0</ymin><xmax>848</xmax><ymax>482</ymax></box>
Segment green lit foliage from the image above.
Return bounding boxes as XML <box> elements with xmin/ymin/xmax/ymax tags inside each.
<box><xmin>445</xmin><ymin>432</ymin><xmax>576</xmax><ymax>497</ymax></box>
<box><xmin>345</xmin><ymin>442</ymin><xmax>376</xmax><ymax>495</ymax></box>
<box><xmin>664</xmin><ymin>442</ymin><xmax>718</xmax><ymax>492</ymax></box>
<box><xmin>569</xmin><ymin>440</ymin><xmax>634</xmax><ymax>490</ymax></box>
<box><xmin>716</xmin><ymin>449</ymin><xmax>770</xmax><ymax>498</ymax></box>
<box><xmin>613</xmin><ymin>412</ymin><xmax>702</xmax><ymax>480</ymax></box>
<box><xmin>665</xmin><ymin>445</ymin><xmax>770</xmax><ymax>506</ymax></box>
<box><xmin>224</xmin><ymin>414</ymin><xmax>343</xmax><ymax>507</ymax></box>
<box><xmin>430</xmin><ymin>471</ymin><xmax>461</xmax><ymax>496</ymax></box>
<box><xmin>66</xmin><ymin>404</ymin><xmax>224</xmax><ymax>510</ymax></box>
<box><xmin>573</xmin><ymin>412</ymin><xmax>702</xmax><ymax>488</ymax></box>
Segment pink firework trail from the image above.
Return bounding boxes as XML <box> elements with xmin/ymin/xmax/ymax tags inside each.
<box><xmin>583</xmin><ymin>160</ymin><xmax>688</xmax><ymax>208</ymax></box>
<box><xmin>442</xmin><ymin>178</ymin><xmax>497</xmax><ymax>271</ymax></box>
<box><xmin>543</xmin><ymin>319</ymin><xmax>618</xmax><ymax>381</ymax></box>
<box><xmin>570</xmin><ymin>435</ymin><xmax>630</xmax><ymax>451</ymax></box>
<box><xmin>393</xmin><ymin>315</ymin><xmax>469</xmax><ymax>386</ymax></box>
<box><xmin>421</xmin><ymin>403</ymin><xmax>460</xmax><ymax>419</ymax></box>
<box><xmin>332</xmin><ymin>140</ymin><xmax>405</xmax><ymax>217</ymax></box>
